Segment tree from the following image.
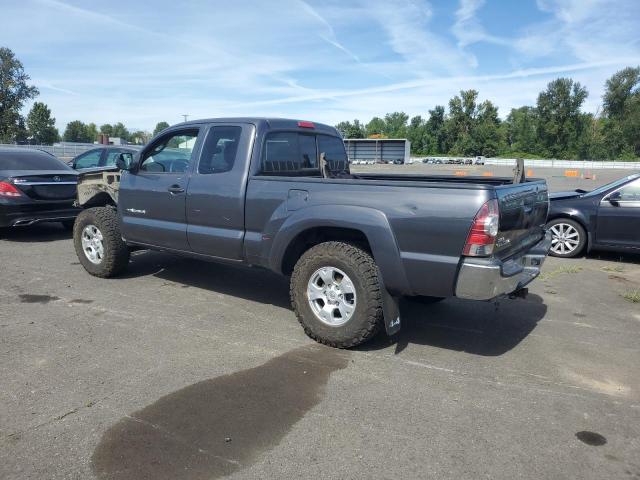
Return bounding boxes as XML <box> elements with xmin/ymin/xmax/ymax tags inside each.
<box><xmin>425</xmin><ymin>105</ymin><xmax>446</xmax><ymax>154</ymax></box>
<box><xmin>129</xmin><ymin>130</ymin><xmax>151</xmax><ymax>144</ymax></box>
<box><xmin>535</xmin><ymin>78</ymin><xmax>588</xmax><ymax>158</ymax></box>
<box><xmin>335</xmin><ymin>120</ymin><xmax>365</xmax><ymax>139</ymax></box>
<box><xmin>100</xmin><ymin>124</ymin><xmax>113</xmax><ymax>136</ymax></box>
<box><xmin>111</xmin><ymin>122</ymin><xmax>129</xmax><ymax>139</ymax></box>
<box><xmin>63</xmin><ymin>120</ymin><xmax>93</xmax><ymax>143</ymax></box>
<box><xmin>153</xmin><ymin>121</ymin><xmax>170</xmax><ymax>136</ymax></box>
<box><xmin>505</xmin><ymin>107</ymin><xmax>538</xmax><ymax>154</ymax></box>
<box><xmin>365</xmin><ymin>117</ymin><xmax>386</xmax><ymax>137</ymax></box>
<box><xmin>406</xmin><ymin>116</ymin><xmax>427</xmax><ymax>154</ymax></box>
<box><xmin>383</xmin><ymin>112</ymin><xmax>408</xmax><ymax>138</ymax></box>
<box><xmin>26</xmin><ymin>102</ymin><xmax>58</xmax><ymax>144</ymax></box>
<box><xmin>0</xmin><ymin>47</ymin><xmax>39</xmax><ymax>142</ymax></box>
<box><xmin>602</xmin><ymin>66</ymin><xmax>640</xmax><ymax>158</ymax></box>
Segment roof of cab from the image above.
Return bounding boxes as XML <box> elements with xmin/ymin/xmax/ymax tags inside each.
<box><xmin>175</xmin><ymin>117</ymin><xmax>340</xmax><ymax>135</ymax></box>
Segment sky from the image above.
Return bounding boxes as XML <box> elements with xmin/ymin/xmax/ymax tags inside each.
<box><xmin>1</xmin><ymin>0</ymin><xmax>639</xmax><ymax>132</ymax></box>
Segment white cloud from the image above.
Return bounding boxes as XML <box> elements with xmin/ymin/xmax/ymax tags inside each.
<box><xmin>452</xmin><ymin>0</ymin><xmax>509</xmax><ymax>48</ymax></box>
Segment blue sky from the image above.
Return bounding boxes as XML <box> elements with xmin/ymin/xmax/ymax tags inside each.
<box><xmin>1</xmin><ymin>0</ymin><xmax>639</xmax><ymax>132</ymax></box>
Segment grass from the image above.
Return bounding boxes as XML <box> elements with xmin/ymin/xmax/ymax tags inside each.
<box><xmin>601</xmin><ymin>265</ymin><xmax>625</xmax><ymax>273</ymax></box>
<box><xmin>539</xmin><ymin>265</ymin><xmax>583</xmax><ymax>281</ymax></box>
<box><xmin>621</xmin><ymin>290</ymin><xmax>640</xmax><ymax>303</ymax></box>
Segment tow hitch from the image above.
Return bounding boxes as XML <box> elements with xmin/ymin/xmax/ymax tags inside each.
<box><xmin>509</xmin><ymin>287</ymin><xmax>529</xmax><ymax>300</ymax></box>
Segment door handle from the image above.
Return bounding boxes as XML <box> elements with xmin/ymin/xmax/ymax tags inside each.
<box><xmin>168</xmin><ymin>185</ymin><xmax>185</xmax><ymax>194</ymax></box>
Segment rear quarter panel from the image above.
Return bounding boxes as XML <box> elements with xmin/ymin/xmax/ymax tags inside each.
<box><xmin>245</xmin><ymin>178</ymin><xmax>489</xmax><ymax>297</ymax></box>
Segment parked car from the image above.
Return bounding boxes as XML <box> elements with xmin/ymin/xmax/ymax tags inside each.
<box><xmin>547</xmin><ymin>173</ymin><xmax>640</xmax><ymax>257</ymax></box>
<box><xmin>0</xmin><ymin>148</ymin><xmax>79</xmax><ymax>229</ymax></box>
<box><xmin>475</xmin><ymin>156</ymin><xmax>486</xmax><ymax>165</ymax></box>
<box><xmin>72</xmin><ymin>117</ymin><xmax>551</xmax><ymax>348</ymax></box>
<box><xmin>464</xmin><ymin>158</ymin><xmax>473</xmax><ymax>165</ymax></box>
<box><xmin>71</xmin><ymin>146</ymin><xmax>140</xmax><ymax>170</ymax></box>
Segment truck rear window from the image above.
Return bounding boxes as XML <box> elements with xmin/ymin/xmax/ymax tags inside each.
<box><xmin>261</xmin><ymin>132</ymin><xmax>318</xmax><ymax>175</ymax></box>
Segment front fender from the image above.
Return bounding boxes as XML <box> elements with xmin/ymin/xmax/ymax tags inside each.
<box><xmin>268</xmin><ymin>205</ymin><xmax>410</xmax><ymax>295</ymax></box>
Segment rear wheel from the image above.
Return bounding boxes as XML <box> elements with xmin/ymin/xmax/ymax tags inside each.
<box><xmin>73</xmin><ymin>207</ymin><xmax>129</xmax><ymax>277</ymax></box>
<box><xmin>290</xmin><ymin>242</ymin><xmax>383</xmax><ymax>348</ymax></box>
<box><xmin>546</xmin><ymin>218</ymin><xmax>586</xmax><ymax>258</ymax></box>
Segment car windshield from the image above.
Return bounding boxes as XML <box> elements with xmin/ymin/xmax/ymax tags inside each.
<box><xmin>583</xmin><ymin>174</ymin><xmax>640</xmax><ymax>197</ymax></box>
<box><xmin>0</xmin><ymin>150</ymin><xmax>72</xmax><ymax>171</ymax></box>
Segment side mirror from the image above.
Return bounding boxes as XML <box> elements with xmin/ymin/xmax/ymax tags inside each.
<box><xmin>607</xmin><ymin>191</ymin><xmax>622</xmax><ymax>204</ymax></box>
<box><xmin>115</xmin><ymin>153</ymin><xmax>134</xmax><ymax>171</ymax></box>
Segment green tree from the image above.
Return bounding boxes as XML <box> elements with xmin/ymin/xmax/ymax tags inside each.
<box><xmin>365</xmin><ymin>117</ymin><xmax>386</xmax><ymax>137</ymax></box>
<box><xmin>0</xmin><ymin>47</ymin><xmax>39</xmax><ymax>142</ymax></box>
<box><xmin>382</xmin><ymin>112</ymin><xmax>409</xmax><ymax>138</ymax></box>
<box><xmin>424</xmin><ymin>105</ymin><xmax>446</xmax><ymax>154</ymax></box>
<box><xmin>535</xmin><ymin>78</ymin><xmax>588</xmax><ymax>158</ymax></box>
<box><xmin>85</xmin><ymin>123</ymin><xmax>98</xmax><ymax>143</ymax></box>
<box><xmin>111</xmin><ymin>122</ymin><xmax>129</xmax><ymax>139</ymax></box>
<box><xmin>406</xmin><ymin>116</ymin><xmax>426</xmax><ymax>154</ymax></box>
<box><xmin>63</xmin><ymin>120</ymin><xmax>92</xmax><ymax>143</ymax></box>
<box><xmin>129</xmin><ymin>130</ymin><xmax>151</xmax><ymax>144</ymax></box>
<box><xmin>153</xmin><ymin>121</ymin><xmax>170</xmax><ymax>136</ymax></box>
<box><xmin>335</xmin><ymin>120</ymin><xmax>365</xmax><ymax>138</ymax></box>
<box><xmin>602</xmin><ymin>66</ymin><xmax>640</xmax><ymax>158</ymax></box>
<box><xmin>505</xmin><ymin>106</ymin><xmax>538</xmax><ymax>154</ymax></box>
<box><xmin>100</xmin><ymin>124</ymin><xmax>113</xmax><ymax>136</ymax></box>
<box><xmin>26</xmin><ymin>102</ymin><xmax>58</xmax><ymax>144</ymax></box>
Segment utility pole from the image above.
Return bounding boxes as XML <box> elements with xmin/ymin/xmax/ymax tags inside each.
<box><xmin>182</xmin><ymin>114</ymin><xmax>189</xmax><ymax>123</ymax></box>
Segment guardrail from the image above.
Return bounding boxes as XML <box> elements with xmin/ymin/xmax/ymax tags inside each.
<box><xmin>409</xmin><ymin>156</ymin><xmax>640</xmax><ymax>169</ymax></box>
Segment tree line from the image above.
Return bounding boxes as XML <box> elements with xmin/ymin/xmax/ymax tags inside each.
<box><xmin>0</xmin><ymin>47</ymin><xmax>170</xmax><ymax>146</ymax></box>
<box><xmin>337</xmin><ymin>67</ymin><xmax>640</xmax><ymax>160</ymax></box>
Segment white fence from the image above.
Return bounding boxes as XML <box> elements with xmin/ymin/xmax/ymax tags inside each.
<box><xmin>0</xmin><ymin>143</ymin><xmax>99</xmax><ymax>159</ymax></box>
<box><xmin>485</xmin><ymin>158</ymin><xmax>640</xmax><ymax>170</ymax></box>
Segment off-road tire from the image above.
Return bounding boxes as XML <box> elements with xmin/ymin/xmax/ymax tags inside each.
<box><xmin>290</xmin><ymin>241</ymin><xmax>383</xmax><ymax>348</ymax></box>
<box><xmin>73</xmin><ymin>207</ymin><xmax>130</xmax><ymax>277</ymax></box>
<box><xmin>546</xmin><ymin>218</ymin><xmax>586</xmax><ymax>258</ymax></box>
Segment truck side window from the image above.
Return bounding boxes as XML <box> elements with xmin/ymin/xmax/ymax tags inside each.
<box><xmin>261</xmin><ymin>132</ymin><xmax>318</xmax><ymax>175</ymax></box>
<box><xmin>140</xmin><ymin>129</ymin><xmax>199</xmax><ymax>173</ymax></box>
<box><xmin>74</xmin><ymin>149</ymin><xmax>102</xmax><ymax>169</ymax></box>
<box><xmin>198</xmin><ymin>126</ymin><xmax>242</xmax><ymax>174</ymax></box>
<box><xmin>318</xmin><ymin>135</ymin><xmax>349</xmax><ymax>173</ymax></box>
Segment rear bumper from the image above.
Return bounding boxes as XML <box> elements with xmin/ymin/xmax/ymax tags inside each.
<box><xmin>455</xmin><ymin>232</ymin><xmax>552</xmax><ymax>300</ymax></box>
<box><xmin>0</xmin><ymin>203</ymin><xmax>80</xmax><ymax>227</ymax></box>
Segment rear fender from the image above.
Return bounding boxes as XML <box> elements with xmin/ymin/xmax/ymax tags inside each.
<box><xmin>268</xmin><ymin>205</ymin><xmax>410</xmax><ymax>295</ymax></box>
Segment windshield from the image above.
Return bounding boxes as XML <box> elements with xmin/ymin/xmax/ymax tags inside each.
<box><xmin>0</xmin><ymin>150</ymin><xmax>72</xmax><ymax>171</ymax></box>
<box><xmin>583</xmin><ymin>174</ymin><xmax>640</xmax><ymax>197</ymax></box>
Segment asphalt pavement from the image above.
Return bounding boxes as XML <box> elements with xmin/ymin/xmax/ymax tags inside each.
<box><xmin>1</xmin><ymin>220</ymin><xmax>639</xmax><ymax>479</ymax></box>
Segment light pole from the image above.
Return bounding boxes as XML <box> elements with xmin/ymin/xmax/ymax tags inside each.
<box><xmin>182</xmin><ymin>114</ymin><xmax>189</xmax><ymax>123</ymax></box>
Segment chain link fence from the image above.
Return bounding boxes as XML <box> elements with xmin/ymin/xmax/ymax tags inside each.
<box><xmin>0</xmin><ymin>143</ymin><xmax>98</xmax><ymax>160</ymax></box>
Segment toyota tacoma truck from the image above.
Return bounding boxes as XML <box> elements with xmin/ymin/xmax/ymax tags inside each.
<box><xmin>73</xmin><ymin>118</ymin><xmax>551</xmax><ymax>348</ymax></box>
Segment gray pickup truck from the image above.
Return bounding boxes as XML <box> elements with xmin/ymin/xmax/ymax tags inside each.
<box><xmin>73</xmin><ymin>118</ymin><xmax>551</xmax><ymax>348</ymax></box>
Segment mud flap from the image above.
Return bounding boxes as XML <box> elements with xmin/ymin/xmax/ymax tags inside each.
<box><xmin>378</xmin><ymin>269</ymin><xmax>401</xmax><ymax>336</ymax></box>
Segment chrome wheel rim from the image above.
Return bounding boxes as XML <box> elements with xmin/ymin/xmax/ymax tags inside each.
<box><xmin>307</xmin><ymin>267</ymin><xmax>357</xmax><ymax>326</ymax></box>
<box><xmin>81</xmin><ymin>224</ymin><xmax>104</xmax><ymax>264</ymax></box>
<box><xmin>550</xmin><ymin>223</ymin><xmax>580</xmax><ymax>255</ymax></box>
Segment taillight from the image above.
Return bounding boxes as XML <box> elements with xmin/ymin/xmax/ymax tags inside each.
<box><xmin>463</xmin><ymin>199</ymin><xmax>499</xmax><ymax>256</ymax></box>
<box><xmin>297</xmin><ymin>121</ymin><xmax>315</xmax><ymax>129</ymax></box>
<box><xmin>0</xmin><ymin>181</ymin><xmax>23</xmax><ymax>198</ymax></box>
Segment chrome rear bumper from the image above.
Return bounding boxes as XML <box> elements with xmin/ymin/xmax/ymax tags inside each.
<box><xmin>455</xmin><ymin>232</ymin><xmax>552</xmax><ymax>300</ymax></box>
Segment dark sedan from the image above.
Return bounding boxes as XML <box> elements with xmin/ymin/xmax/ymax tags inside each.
<box><xmin>71</xmin><ymin>146</ymin><xmax>140</xmax><ymax>170</ymax></box>
<box><xmin>546</xmin><ymin>173</ymin><xmax>640</xmax><ymax>257</ymax></box>
<box><xmin>0</xmin><ymin>148</ymin><xmax>80</xmax><ymax>229</ymax></box>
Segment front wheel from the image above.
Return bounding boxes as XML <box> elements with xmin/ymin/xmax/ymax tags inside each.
<box><xmin>546</xmin><ymin>218</ymin><xmax>586</xmax><ymax>258</ymax></box>
<box><xmin>290</xmin><ymin>242</ymin><xmax>383</xmax><ymax>348</ymax></box>
<box><xmin>73</xmin><ymin>207</ymin><xmax>130</xmax><ymax>277</ymax></box>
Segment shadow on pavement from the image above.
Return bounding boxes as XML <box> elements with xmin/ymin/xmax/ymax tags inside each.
<box><xmin>0</xmin><ymin>222</ymin><xmax>72</xmax><ymax>242</ymax></box>
<box><xmin>125</xmin><ymin>250</ymin><xmax>292</xmax><ymax>309</ymax></box>
<box><xmin>360</xmin><ymin>294</ymin><xmax>547</xmax><ymax>357</ymax></box>
<box><xmin>125</xmin><ymin>250</ymin><xmax>546</xmax><ymax>356</ymax></box>
<box><xmin>585</xmin><ymin>250</ymin><xmax>640</xmax><ymax>265</ymax></box>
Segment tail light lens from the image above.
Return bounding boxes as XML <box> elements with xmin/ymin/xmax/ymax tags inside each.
<box><xmin>0</xmin><ymin>181</ymin><xmax>23</xmax><ymax>198</ymax></box>
<box><xmin>463</xmin><ymin>199</ymin><xmax>499</xmax><ymax>256</ymax></box>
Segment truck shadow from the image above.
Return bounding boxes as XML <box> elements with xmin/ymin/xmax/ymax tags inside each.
<box><xmin>361</xmin><ymin>294</ymin><xmax>547</xmax><ymax>356</ymax></box>
<box><xmin>126</xmin><ymin>251</ymin><xmax>546</xmax><ymax>357</ymax></box>
<box><xmin>125</xmin><ymin>250</ymin><xmax>292</xmax><ymax>309</ymax></box>
<box><xmin>0</xmin><ymin>222</ymin><xmax>72</xmax><ymax>242</ymax></box>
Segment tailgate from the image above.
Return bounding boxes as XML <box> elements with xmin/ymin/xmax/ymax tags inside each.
<box><xmin>493</xmin><ymin>180</ymin><xmax>548</xmax><ymax>259</ymax></box>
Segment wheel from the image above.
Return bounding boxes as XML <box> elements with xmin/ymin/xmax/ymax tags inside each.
<box><xmin>61</xmin><ymin>219</ymin><xmax>75</xmax><ymax>231</ymax></box>
<box><xmin>546</xmin><ymin>218</ymin><xmax>586</xmax><ymax>258</ymax></box>
<box><xmin>408</xmin><ymin>296</ymin><xmax>445</xmax><ymax>304</ymax></box>
<box><xmin>290</xmin><ymin>242</ymin><xmax>383</xmax><ymax>348</ymax></box>
<box><xmin>73</xmin><ymin>207</ymin><xmax>130</xmax><ymax>277</ymax></box>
